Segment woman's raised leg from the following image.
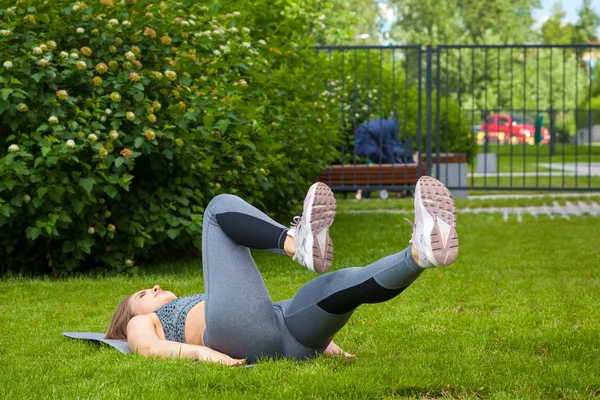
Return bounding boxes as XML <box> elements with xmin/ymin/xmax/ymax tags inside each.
<box><xmin>277</xmin><ymin>176</ymin><xmax>459</xmax><ymax>350</ymax></box>
<box><xmin>201</xmin><ymin>183</ymin><xmax>337</xmax><ymax>361</ymax></box>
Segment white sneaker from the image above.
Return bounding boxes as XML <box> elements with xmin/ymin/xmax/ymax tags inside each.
<box><xmin>409</xmin><ymin>176</ymin><xmax>459</xmax><ymax>268</ymax></box>
<box><xmin>288</xmin><ymin>182</ymin><xmax>336</xmax><ymax>273</ymax></box>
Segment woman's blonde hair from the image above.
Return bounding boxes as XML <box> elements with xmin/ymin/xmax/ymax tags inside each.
<box><xmin>105</xmin><ymin>294</ymin><xmax>136</xmax><ymax>340</ymax></box>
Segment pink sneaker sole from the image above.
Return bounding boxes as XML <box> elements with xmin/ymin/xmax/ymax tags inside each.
<box><xmin>307</xmin><ymin>183</ymin><xmax>336</xmax><ymax>273</ymax></box>
<box><xmin>416</xmin><ymin>176</ymin><xmax>459</xmax><ymax>266</ymax></box>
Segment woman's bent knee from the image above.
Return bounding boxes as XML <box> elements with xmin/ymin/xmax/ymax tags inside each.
<box><xmin>206</xmin><ymin>194</ymin><xmax>241</xmax><ymax>215</ymax></box>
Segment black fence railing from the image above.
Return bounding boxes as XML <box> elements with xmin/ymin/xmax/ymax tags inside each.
<box><xmin>315</xmin><ymin>44</ymin><xmax>600</xmax><ymax>197</ymax></box>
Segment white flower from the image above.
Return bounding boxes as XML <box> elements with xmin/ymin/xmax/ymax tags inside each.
<box><xmin>76</xmin><ymin>27</ymin><xmax>85</xmax><ymax>34</ymax></box>
<box><xmin>3</xmin><ymin>61</ymin><xmax>13</xmax><ymax>69</ymax></box>
<box><xmin>242</xmin><ymin>27</ymin><xmax>250</xmax><ymax>33</ymax></box>
<box><xmin>122</xmin><ymin>20</ymin><xmax>131</xmax><ymax>26</ymax></box>
<box><xmin>181</xmin><ymin>21</ymin><xmax>189</xmax><ymax>27</ymax></box>
<box><xmin>108</xmin><ymin>18</ymin><xmax>119</xmax><ymax>25</ymax></box>
<box><xmin>203</xmin><ymin>30</ymin><xmax>212</xmax><ymax>36</ymax></box>
<box><xmin>318</xmin><ymin>14</ymin><xmax>326</xmax><ymax>21</ymax></box>
<box><xmin>219</xmin><ymin>45</ymin><xmax>226</xmax><ymax>51</ymax></box>
<box><xmin>8</xmin><ymin>144</ymin><xmax>19</xmax><ymax>152</ymax></box>
<box><xmin>258</xmin><ymin>39</ymin><xmax>267</xmax><ymax>45</ymax></box>
<box><xmin>88</xmin><ymin>227</ymin><xmax>95</xmax><ymax>234</ymax></box>
<box><xmin>87</xmin><ymin>133</ymin><xmax>98</xmax><ymax>142</ymax></box>
<box><xmin>100</xmin><ymin>116</ymin><xmax>106</xmax><ymax>122</ymax></box>
<box><xmin>229</xmin><ymin>27</ymin><xmax>238</xmax><ymax>33</ymax></box>
<box><xmin>39</xmin><ymin>44</ymin><xmax>48</xmax><ymax>52</ymax></box>
<box><xmin>165</xmin><ymin>70</ymin><xmax>177</xmax><ymax>80</ymax></box>
<box><xmin>70</xmin><ymin>53</ymin><xmax>79</xmax><ymax>59</ymax></box>
<box><xmin>0</xmin><ymin>29</ymin><xmax>13</xmax><ymax>37</ymax></box>
<box><xmin>125</xmin><ymin>51</ymin><xmax>136</xmax><ymax>60</ymax></box>
<box><xmin>109</xmin><ymin>130</ymin><xmax>119</xmax><ymax>140</ymax></box>
<box><xmin>232</xmin><ymin>11</ymin><xmax>241</xmax><ymax>16</ymax></box>
<box><xmin>189</xmin><ymin>19</ymin><xmax>195</xmax><ymax>25</ymax></box>
<box><xmin>48</xmin><ymin>116</ymin><xmax>59</xmax><ymax>124</ymax></box>
<box><xmin>105</xmin><ymin>108</ymin><xmax>112</xmax><ymax>115</ymax></box>
<box><xmin>66</xmin><ymin>139</ymin><xmax>76</xmax><ymax>148</ymax></box>
<box><xmin>38</xmin><ymin>59</ymin><xmax>49</xmax><ymax>67</ymax></box>
<box><xmin>213</xmin><ymin>50</ymin><xmax>221</xmax><ymax>56</ymax></box>
<box><xmin>242</xmin><ymin>42</ymin><xmax>251</xmax><ymax>48</ymax></box>
<box><xmin>33</xmin><ymin>47</ymin><xmax>43</xmax><ymax>55</ymax></box>
<box><xmin>73</xmin><ymin>5</ymin><xmax>79</xmax><ymax>11</ymax></box>
<box><xmin>60</xmin><ymin>51</ymin><xmax>69</xmax><ymax>58</ymax></box>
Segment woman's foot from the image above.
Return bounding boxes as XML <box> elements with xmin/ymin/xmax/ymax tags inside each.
<box><xmin>287</xmin><ymin>182</ymin><xmax>336</xmax><ymax>273</ymax></box>
<box><xmin>409</xmin><ymin>176</ymin><xmax>459</xmax><ymax>268</ymax></box>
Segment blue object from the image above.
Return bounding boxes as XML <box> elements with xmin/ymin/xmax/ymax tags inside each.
<box><xmin>354</xmin><ymin>118</ymin><xmax>412</xmax><ymax>164</ymax></box>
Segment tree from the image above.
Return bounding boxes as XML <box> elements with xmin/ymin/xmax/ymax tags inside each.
<box><xmin>310</xmin><ymin>0</ymin><xmax>381</xmax><ymax>45</ymax></box>
<box><xmin>572</xmin><ymin>0</ymin><xmax>600</xmax><ymax>44</ymax></box>
<box><xmin>390</xmin><ymin>0</ymin><xmax>540</xmax><ymax>45</ymax></box>
<box><xmin>540</xmin><ymin>2</ymin><xmax>575</xmax><ymax>44</ymax></box>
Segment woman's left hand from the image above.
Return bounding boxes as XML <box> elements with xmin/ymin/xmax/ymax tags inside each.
<box><xmin>323</xmin><ymin>341</ymin><xmax>355</xmax><ymax>359</ymax></box>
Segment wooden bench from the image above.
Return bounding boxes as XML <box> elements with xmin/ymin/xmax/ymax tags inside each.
<box><xmin>317</xmin><ymin>153</ymin><xmax>467</xmax><ymax>192</ymax></box>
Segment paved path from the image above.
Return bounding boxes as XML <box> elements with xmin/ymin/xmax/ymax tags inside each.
<box><xmin>470</xmin><ymin>192</ymin><xmax>600</xmax><ymax>200</ymax></box>
<box><xmin>469</xmin><ymin>163</ymin><xmax>600</xmax><ymax>178</ymax></box>
<box><xmin>343</xmin><ymin>200</ymin><xmax>600</xmax><ymax>221</ymax></box>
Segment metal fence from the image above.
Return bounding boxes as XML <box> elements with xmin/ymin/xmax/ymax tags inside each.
<box><xmin>315</xmin><ymin>44</ymin><xmax>600</xmax><ymax>197</ymax></box>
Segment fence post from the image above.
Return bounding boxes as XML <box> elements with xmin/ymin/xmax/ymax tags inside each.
<box><xmin>425</xmin><ymin>45</ymin><xmax>433</xmax><ymax>176</ymax></box>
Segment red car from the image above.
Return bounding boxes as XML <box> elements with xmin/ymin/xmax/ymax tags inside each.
<box><xmin>479</xmin><ymin>114</ymin><xmax>550</xmax><ymax>144</ymax></box>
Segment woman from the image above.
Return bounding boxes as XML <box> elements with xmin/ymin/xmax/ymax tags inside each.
<box><xmin>105</xmin><ymin>176</ymin><xmax>459</xmax><ymax>366</ymax></box>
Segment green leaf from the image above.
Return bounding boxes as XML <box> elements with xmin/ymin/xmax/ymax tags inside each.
<box><xmin>115</xmin><ymin>157</ymin><xmax>125</xmax><ymax>168</ymax></box>
<box><xmin>79</xmin><ymin>177</ymin><xmax>95</xmax><ymax>193</ymax></box>
<box><xmin>167</xmin><ymin>229</ymin><xmax>180</xmax><ymax>239</ymax></box>
<box><xmin>41</xmin><ymin>146</ymin><xmax>51</xmax><ymax>156</ymax></box>
<box><xmin>46</xmin><ymin>156</ymin><xmax>59</xmax><ymax>166</ymax></box>
<box><xmin>134</xmin><ymin>137</ymin><xmax>145</xmax><ymax>148</ymax></box>
<box><xmin>80</xmin><ymin>237</ymin><xmax>94</xmax><ymax>254</ymax></box>
<box><xmin>217</xmin><ymin>119</ymin><xmax>230</xmax><ymax>134</ymax></box>
<box><xmin>133</xmin><ymin>91</ymin><xmax>145</xmax><ymax>102</ymax></box>
<box><xmin>5</xmin><ymin>134</ymin><xmax>15</xmax><ymax>142</ymax></box>
<box><xmin>37</xmin><ymin>187</ymin><xmax>47</xmax><ymax>198</ymax></box>
<box><xmin>62</xmin><ymin>241</ymin><xmax>75</xmax><ymax>253</ymax></box>
<box><xmin>58</xmin><ymin>213</ymin><xmax>72</xmax><ymax>223</ymax></box>
<box><xmin>104</xmin><ymin>185</ymin><xmax>118</xmax><ymax>199</ymax></box>
<box><xmin>203</xmin><ymin>115</ymin><xmax>213</xmax><ymax>128</ymax></box>
<box><xmin>26</xmin><ymin>227</ymin><xmax>42</xmax><ymax>241</ymax></box>
<box><xmin>73</xmin><ymin>200</ymin><xmax>84</xmax><ymax>215</ymax></box>
<box><xmin>0</xmin><ymin>88</ymin><xmax>13</xmax><ymax>101</ymax></box>
<box><xmin>134</xmin><ymin>236</ymin><xmax>145</xmax><ymax>248</ymax></box>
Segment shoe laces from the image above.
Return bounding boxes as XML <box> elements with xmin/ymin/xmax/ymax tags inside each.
<box><xmin>288</xmin><ymin>216</ymin><xmax>301</xmax><ymax>237</ymax></box>
<box><xmin>404</xmin><ymin>218</ymin><xmax>415</xmax><ymax>244</ymax></box>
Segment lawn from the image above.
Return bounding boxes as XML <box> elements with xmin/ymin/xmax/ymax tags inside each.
<box><xmin>1</xmin><ymin>208</ymin><xmax>599</xmax><ymax>399</ymax></box>
<box><xmin>468</xmin><ymin>143</ymin><xmax>600</xmax><ymax>174</ymax></box>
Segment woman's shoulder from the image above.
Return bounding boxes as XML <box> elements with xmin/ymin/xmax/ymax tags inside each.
<box><xmin>127</xmin><ymin>313</ymin><xmax>163</xmax><ymax>341</ymax></box>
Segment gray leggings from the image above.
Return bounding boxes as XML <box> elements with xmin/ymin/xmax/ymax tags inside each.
<box><xmin>201</xmin><ymin>194</ymin><xmax>422</xmax><ymax>363</ymax></box>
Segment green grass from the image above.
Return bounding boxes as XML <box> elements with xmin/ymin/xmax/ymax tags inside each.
<box><xmin>470</xmin><ymin>143</ymin><xmax>600</xmax><ymax>173</ymax></box>
<box><xmin>1</xmin><ymin>212</ymin><xmax>600</xmax><ymax>399</ymax></box>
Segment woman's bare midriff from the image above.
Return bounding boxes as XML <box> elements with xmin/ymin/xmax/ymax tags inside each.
<box><xmin>148</xmin><ymin>301</ymin><xmax>206</xmax><ymax>345</ymax></box>
<box><xmin>183</xmin><ymin>301</ymin><xmax>206</xmax><ymax>345</ymax></box>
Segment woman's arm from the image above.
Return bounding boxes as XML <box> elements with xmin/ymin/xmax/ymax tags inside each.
<box><xmin>127</xmin><ymin>315</ymin><xmax>245</xmax><ymax>366</ymax></box>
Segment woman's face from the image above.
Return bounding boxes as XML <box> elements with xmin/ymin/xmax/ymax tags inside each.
<box><xmin>129</xmin><ymin>285</ymin><xmax>177</xmax><ymax>316</ymax></box>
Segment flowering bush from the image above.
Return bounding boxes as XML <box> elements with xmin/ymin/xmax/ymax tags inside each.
<box><xmin>0</xmin><ymin>0</ymin><xmax>337</xmax><ymax>274</ymax></box>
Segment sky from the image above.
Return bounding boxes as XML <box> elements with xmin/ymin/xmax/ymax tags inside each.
<box><xmin>532</xmin><ymin>0</ymin><xmax>600</xmax><ymax>36</ymax></box>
